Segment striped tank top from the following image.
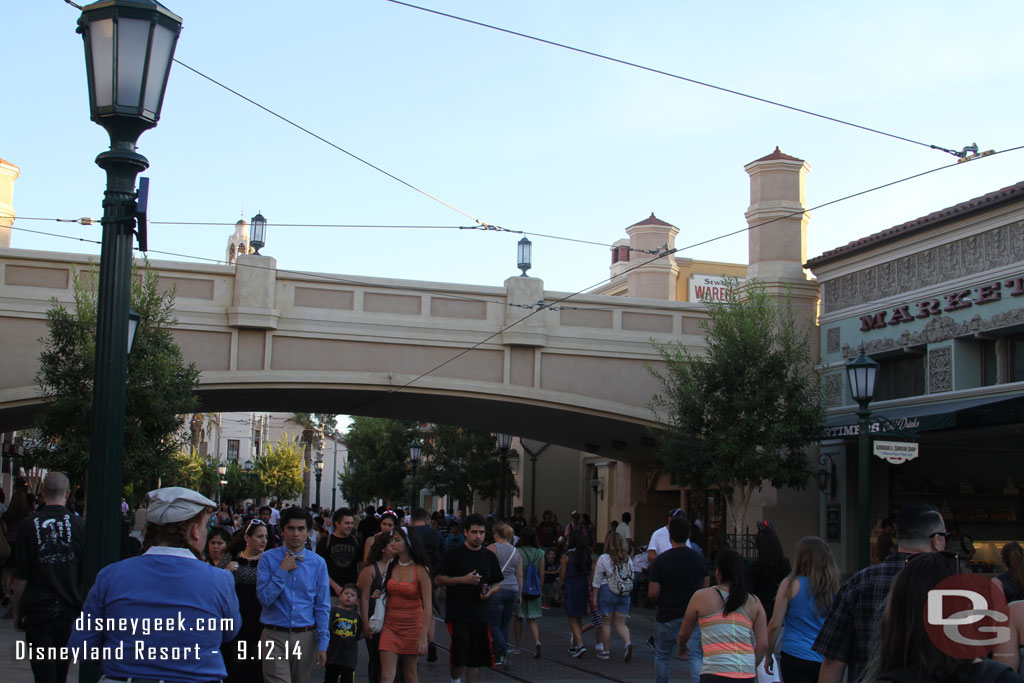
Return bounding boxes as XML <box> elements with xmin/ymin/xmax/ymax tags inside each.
<box><xmin>698</xmin><ymin>587</ymin><xmax>756</xmax><ymax>679</ymax></box>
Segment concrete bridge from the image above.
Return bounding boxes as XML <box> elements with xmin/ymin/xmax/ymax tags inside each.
<box><xmin>0</xmin><ymin>247</ymin><xmax>712</xmax><ymax>459</ymax></box>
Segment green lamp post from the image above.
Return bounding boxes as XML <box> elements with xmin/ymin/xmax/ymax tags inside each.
<box><xmin>846</xmin><ymin>347</ymin><xmax>879</xmax><ymax>569</ymax></box>
<box><xmin>77</xmin><ymin>0</ymin><xmax>182</xmax><ymax>592</ymax></box>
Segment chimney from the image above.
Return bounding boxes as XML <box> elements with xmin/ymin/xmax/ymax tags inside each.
<box><xmin>0</xmin><ymin>158</ymin><xmax>21</xmax><ymax>248</ymax></box>
<box><xmin>744</xmin><ymin>147</ymin><xmax>810</xmax><ymax>282</ymax></box>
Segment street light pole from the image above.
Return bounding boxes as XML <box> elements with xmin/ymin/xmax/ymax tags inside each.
<box><xmin>76</xmin><ymin>0</ymin><xmax>182</xmax><ymax>592</ymax></box>
<box><xmin>331</xmin><ymin>436</ymin><xmax>338</xmax><ymax>511</ymax></box>
<box><xmin>315</xmin><ymin>458</ymin><xmax>324</xmax><ymax>509</ymax></box>
<box><xmin>408</xmin><ymin>441</ymin><xmax>422</xmax><ymax>512</ymax></box>
<box><xmin>495</xmin><ymin>433</ymin><xmax>513</xmax><ymax>520</ymax></box>
<box><xmin>846</xmin><ymin>347</ymin><xmax>879</xmax><ymax>570</ymax></box>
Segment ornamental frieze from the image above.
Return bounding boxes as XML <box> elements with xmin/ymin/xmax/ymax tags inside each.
<box><xmin>821</xmin><ymin>220</ymin><xmax>1024</xmax><ymax>314</ymax></box>
<box><xmin>840</xmin><ymin>307</ymin><xmax>1024</xmax><ymax>359</ymax></box>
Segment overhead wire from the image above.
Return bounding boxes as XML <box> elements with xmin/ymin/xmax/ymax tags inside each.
<box><xmin>385</xmin><ymin>0</ymin><xmax>972</xmax><ymax>158</ymax></box>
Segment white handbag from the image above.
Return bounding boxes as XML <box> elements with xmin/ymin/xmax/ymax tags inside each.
<box><xmin>368</xmin><ymin>591</ymin><xmax>388</xmax><ymax>634</ymax></box>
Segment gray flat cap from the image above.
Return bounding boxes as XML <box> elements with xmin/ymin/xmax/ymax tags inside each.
<box><xmin>146</xmin><ymin>487</ymin><xmax>216</xmax><ymax>524</ymax></box>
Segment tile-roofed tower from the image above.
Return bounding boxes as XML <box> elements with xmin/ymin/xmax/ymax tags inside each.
<box><xmin>0</xmin><ymin>158</ymin><xmax>21</xmax><ymax>248</ymax></box>
<box><xmin>624</xmin><ymin>213</ymin><xmax>679</xmax><ymax>299</ymax></box>
<box><xmin>744</xmin><ymin>147</ymin><xmax>811</xmax><ymax>282</ymax></box>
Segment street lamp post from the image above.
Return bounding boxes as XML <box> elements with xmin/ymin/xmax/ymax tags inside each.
<box><xmin>315</xmin><ymin>458</ymin><xmax>324</xmax><ymax>509</ymax></box>
<box><xmin>408</xmin><ymin>441</ymin><xmax>422</xmax><ymax>511</ymax></box>
<box><xmin>77</xmin><ymin>0</ymin><xmax>182</xmax><ymax>591</ymax></box>
<box><xmin>495</xmin><ymin>433</ymin><xmax>513</xmax><ymax>519</ymax></box>
<box><xmin>846</xmin><ymin>347</ymin><xmax>879</xmax><ymax>569</ymax></box>
<box><xmin>217</xmin><ymin>462</ymin><xmax>227</xmax><ymax>506</ymax></box>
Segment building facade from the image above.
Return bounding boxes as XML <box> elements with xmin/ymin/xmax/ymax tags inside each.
<box><xmin>808</xmin><ymin>181</ymin><xmax>1024</xmax><ymax>572</ymax></box>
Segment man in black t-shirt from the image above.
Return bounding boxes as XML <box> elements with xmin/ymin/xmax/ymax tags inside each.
<box><xmin>408</xmin><ymin>507</ymin><xmax>445</xmax><ymax>662</ymax></box>
<box><xmin>12</xmin><ymin>472</ymin><xmax>85</xmax><ymax>683</ymax></box>
<box><xmin>436</xmin><ymin>513</ymin><xmax>502</xmax><ymax>683</ymax></box>
<box><xmin>356</xmin><ymin>505</ymin><xmax>380</xmax><ymax>541</ymax></box>
<box><xmin>648</xmin><ymin>517</ymin><xmax>708</xmax><ymax>683</ymax></box>
<box><xmin>317</xmin><ymin>508</ymin><xmax>361</xmax><ymax>601</ymax></box>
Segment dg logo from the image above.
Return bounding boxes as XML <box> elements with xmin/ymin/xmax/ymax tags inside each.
<box><xmin>925</xmin><ymin>573</ymin><xmax>1010</xmax><ymax>658</ymax></box>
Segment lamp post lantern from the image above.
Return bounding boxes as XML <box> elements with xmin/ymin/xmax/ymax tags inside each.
<box><xmin>216</xmin><ymin>462</ymin><xmax>227</xmax><ymax>506</ymax></box>
<box><xmin>494</xmin><ymin>433</ymin><xmax>513</xmax><ymax>519</ymax></box>
<box><xmin>77</xmin><ymin>0</ymin><xmax>182</xmax><ymax>593</ymax></box>
<box><xmin>314</xmin><ymin>458</ymin><xmax>324</xmax><ymax>509</ymax></box>
<box><xmin>250</xmin><ymin>212</ymin><xmax>267</xmax><ymax>254</ymax></box>
<box><xmin>517</xmin><ymin>237</ymin><xmax>532</xmax><ymax>276</ymax></box>
<box><xmin>408</xmin><ymin>441</ymin><xmax>422</xmax><ymax>512</ymax></box>
<box><xmin>846</xmin><ymin>347</ymin><xmax>879</xmax><ymax>569</ymax></box>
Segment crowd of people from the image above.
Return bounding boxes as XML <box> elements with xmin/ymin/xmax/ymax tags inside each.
<box><xmin>7</xmin><ymin>477</ymin><xmax>1024</xmax><ymax>683</ymax></box>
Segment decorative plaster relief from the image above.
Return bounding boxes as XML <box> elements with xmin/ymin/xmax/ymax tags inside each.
<box><xmin>840</xmin><ymin>307</ymin><xmax>1024</xmax><ymax>359</ymax></box>
<box><xmin>821</xmin><ymin>221</ymin><xmax>1023</xmax><ymax>314</ymax></box>
<box><xmin>826</xmin><ymin>327</ymin><xmax>841</xmax><ymax>354</ymax></box>
<box><xmin>824</xmin><ymin>372</ymin><xmax>843</xmax><ymax>407</ymax></box>
<box><xmin>928</xmin><ymin>347</ymin><xmax>952</xmax><ymax>393</ymax></box>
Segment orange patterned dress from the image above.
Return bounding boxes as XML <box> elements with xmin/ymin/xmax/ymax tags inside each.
<box><xmin>378</xmin><ymin>573</ymin><xmax>425</xmax><ymax>655</ymax></box>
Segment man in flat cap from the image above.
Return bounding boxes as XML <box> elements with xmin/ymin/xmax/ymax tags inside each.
<box><xmin>68</xmin><ymin>487</ymin><xmax>241</xmax><ymax>683</ymax></box>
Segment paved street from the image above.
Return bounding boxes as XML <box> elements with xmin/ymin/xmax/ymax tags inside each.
<box><xmin>2</xmin><ymin>602</ymin><xmax>694</xmax><ymax>682</ymax></box>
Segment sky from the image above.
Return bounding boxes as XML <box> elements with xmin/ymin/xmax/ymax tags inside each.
<box><xmin>5</xmin><ymin>1</ymin><xmax>1024</xmax><ymax>296</ymax></box>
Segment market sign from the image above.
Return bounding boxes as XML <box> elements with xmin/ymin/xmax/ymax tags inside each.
<box><xmin>689</xmin><ymin>274</ymin><xmax>746</xmax><ymax>302</ymax></box>
<box><xmin>874</xmin><ymin>440</ymin><xmax>919</xmax><ymax>464</ymax></box>
<box><xmin>859</xmin><ymin>275</ymin><xmax>1024</xmax><ymax>332</ymax></box>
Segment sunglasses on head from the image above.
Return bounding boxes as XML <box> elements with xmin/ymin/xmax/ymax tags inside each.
<box><xmin>929</xmin><ymin>531</ymin><xmax>952</xmax><ymax>541</ymax></box>
<box><xmin>246</xmin><ymin>519</ymin><xmax>266</xmax><ymax>532</ymax></box>
<box><xmin>905</xmin><ymin>549</ymin><xmax>959</xmax><ymax>565</ymax></box>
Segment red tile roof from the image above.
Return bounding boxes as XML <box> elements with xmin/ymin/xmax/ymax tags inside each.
<box><xmin>806</xmin><ymin>179</ymin><xmax>1024</xmax><ymax>268</ymax></box>
<box><xmin>628</xmin><ymin>213</ymin><xmax>675</xmax><ymax>229</ymax></box>
<box><xmin>753</xmin><ymin>146</ymin><xmax>803</xmax><ymax>163</ymax></box>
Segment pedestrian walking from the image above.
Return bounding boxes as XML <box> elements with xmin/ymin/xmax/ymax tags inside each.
<box><xmin>407</xmin><ymin>507</ymin><xmax>444</xmax><ymax>663</ymax></box>
<box><xmin>67</xmin><ymin>487</ymin><xmax>241</xmax><ymax>682</ymax></box>
<box><xmin>558</xmin><ymin>529</ymin><xmax>592</xmax><ymax>657</ymax></box>
<box><xmin>678</xmin><ymin>549</ymin><xmax>769</xmax><ymax>680</ymax></box>
<box><xmin>318</xmin><ymin>508</ymin><xmax>362</xmax><ymax>602</ymax></box>
<box><xmin>325</xmin><ymin>583</ymin><xmax>364</xmax><ymax>683</ymax></box>
<box><xmin>224</xmin><ymin>517</ymin><xmax>269</xmax><ymax>683</ymax></box>
<box><xmin>513</xmin><ymin>525</ymin><xmax>545</xmax><ymax>659</ymax></box>
<box><xmin>1</xmin><ymin>490</ymin><xmax>31</xmax><ymax>606</ymax></box>
<box><xmin>358</xmin><ymin>533</ymin><xmax>394</xmax><ymax>683</ymax></box>
<box><xmin>364</xmin><ymin>511</ymin><xmax>398</xmax><ymax>564</ymax></box>
<box><xmin>591</xmin><ymin>531</ymin><xmax>634</xmax><ymax>662</ymax></box>
<box><xmin>379</xmin><ymin>527</ymin><xmax>432</xmax><ymax>683</ymax></box>
<box><xmin>257</xmin><ymin>506</ymin><xmax>331</xmax><ymax>682</ymax></box>
<box><xmin>764</xmin><ymin>537</ymin><xmax>839</xmax><ymax>683</ymax></box>
<box><xmin>487</xmin><ymin>522</ymin><xmax>522</xmax><ymax>666</ymax></box>
<box><xmin>993</xmin><ymin>542</ymin><xmax>1024</xmax><ymax>603</ymax></box>
<box><xmin>435</xmin><ymin>513</ymin><xmax>503</xmax><ymax>683</ymax></box>
<box><xmin>11</xmin><ymin>472</ymin><xmax>84</xmax><ymax>683</ymax></box>
<box><xmin>648</xmin><ymin>516</ymin><xmax>709</xmax><ymax>683</ymax></box>
<box><xmin>205</xmin><ymin>525</ymin><xmax>233</xmax><ymax>569</ymax></box>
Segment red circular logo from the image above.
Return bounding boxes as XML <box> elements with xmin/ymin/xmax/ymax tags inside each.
<box><xmin>923</xmin><ymin>573</ymin><xmax>1010</xmax><ymax>658</ymax></box>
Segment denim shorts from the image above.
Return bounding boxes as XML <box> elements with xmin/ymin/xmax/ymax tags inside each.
<box><xmin>597</xmin><ymin>583</ymin><xmax>631</xmax><ymax>615</ymax></box>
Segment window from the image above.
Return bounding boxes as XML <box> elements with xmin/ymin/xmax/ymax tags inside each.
<box><xmin>1011</xmin><ymin>334</ymin><xmax>1024</xmax><ymax>383</ymax></box>
<box><xmin>980</xmin><ymin>339</ymin><xmax>998</xmax><ymax>387</ymax></box>
<box><xmin>227</xmin><ymin>439</ymin><xmax>240</xmax><ymax>463</ymax></box>
<box><xmin>874</xmin><ymin>354</ymin><xmax>925</xmax><ymax>401</ymax></box>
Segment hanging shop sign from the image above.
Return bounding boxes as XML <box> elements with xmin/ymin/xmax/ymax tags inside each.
<box><xmin>859</xmin><ymin>276</ymin><xmax>1024</xmax><ymax>332</ymax></box>
<box><xmin>874</xmin><ymin>440</ymin><xmax>919</xmax><ymax>464</ymax></box>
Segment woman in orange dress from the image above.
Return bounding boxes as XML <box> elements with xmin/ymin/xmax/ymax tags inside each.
<box><xmin>379</xmin><ymin>527</ymin><xmax>431</xmax><ymax>683</ymax></box>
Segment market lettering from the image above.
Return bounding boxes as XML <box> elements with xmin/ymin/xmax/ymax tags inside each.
<box><xmin>859</xmin><ymin>275</ymin><xmax>1020</xmax><ymax>332</ymax></box>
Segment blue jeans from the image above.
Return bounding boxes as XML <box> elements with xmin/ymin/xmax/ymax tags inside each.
<box><xmin>654</xmin><ymin>619</ymin><xmax>702</xmax><ymax>683</ymax></box>
<box><xmin>488</xmin><ymin>588</ymin><xmax>518</xmax><ymax>657</ymax></box>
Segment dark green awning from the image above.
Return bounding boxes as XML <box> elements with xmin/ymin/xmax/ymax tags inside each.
<box><xmin>823</xmin><ymin>392</ymin><xmax>1024</xmax><ymax>439</ymax></box>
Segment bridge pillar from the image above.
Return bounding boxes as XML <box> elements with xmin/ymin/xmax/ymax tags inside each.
<box><xmin>228</xmin><ymin>254</ymin><xmax>280</xmax><ymax>328</ymax></box>
<box><xmin>502</xmin><ymin>275</ymin><xmax>548</xmax><ymax>346</ymax></box>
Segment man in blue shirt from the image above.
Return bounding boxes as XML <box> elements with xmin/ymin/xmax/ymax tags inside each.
<box><xmin>258</xmin><ymin>506</ymin><xmax>330</xmax><ymax>682</ymax></box>
<box><xmin>67</xmin><ymin>486</ymin><xmax>241</xmax><ymax>683</ymax></box>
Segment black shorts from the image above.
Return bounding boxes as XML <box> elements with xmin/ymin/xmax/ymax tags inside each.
<box><xmin>446</xmin><ymin>620</ymin><xmax>492</xmax><ymax>668</ymax></box>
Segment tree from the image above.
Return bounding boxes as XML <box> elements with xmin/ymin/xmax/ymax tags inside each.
<box><xmin>649</xmin><ymin>277</ymin><xmax>824</xmax><ymax>531</ymax></box>
<box><xmin>290</xmin><ymin>413</ymin><xmax>337</xmax><ymax>506</ymax></box>
<box><xmin>256</xmin><ymin>435</ymin><xmax>305</xmax><ymax>501</ymax></box>
<box><xmin>168</xmin><ymin>448</ymin><xmax>218</xmax><ymax>499</ymax></box>
<box><xmin>417</xmin><ymin>424</ymin><xmax>517</xmax><ymax>510</ymax></box>
<box><xmin>340</xmin><ymin>417</ymin><xmax>417</xmax><ymax>506</ymax></box>
<box><xmin>222</xmin><ymin>461</ymin><xmax>265</xmax><ymax>504</ymax></box>
<box><xmin>29</xmin><ymin>264</ymin><xmax>200</xmax><ymax>501</ymax></box>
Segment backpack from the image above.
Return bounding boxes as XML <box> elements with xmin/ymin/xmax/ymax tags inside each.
<box><xmin>608</xmin><ymin>557</ymin><xmax>634</xmax><ymax>596</ymax></box>
<box><xmin>523</xmin><ymin>550</ymin><xmax>543</xmax><ymax>600</ymax></box>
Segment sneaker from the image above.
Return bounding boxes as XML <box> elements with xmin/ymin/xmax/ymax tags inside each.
<box><xmin>427</xmin><ymin>642</ymin><xmax>438</xmax><ymax>662</ymax></box>
<box><xmin>572</xmin><ymin>645</ymin><xmax>587</xmax><ymax>658</ymax></box>
<box><xmin>534</xmin><ymin>642</ymin><xmax>542</xmax><ymax>659</ymax></box>
<box><xmin>597</xmin><ymin>650</ymin><xmax>611</xmax><ymax>660</ymax></box>
<box><xmin>623</xmin><ymin>643</ymin><xmax>633</xmax><ymax>663</ymax></box>
<box><xmin>646</xmin><ymin>635</ymin><xmax>656</xmax><ymax>653</ymax></box>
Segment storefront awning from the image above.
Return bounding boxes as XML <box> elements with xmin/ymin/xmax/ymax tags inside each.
<box><xmin>822</xmin><ymin>392</ymin><xmax>1024</xmax><ymax>440</ymax></box>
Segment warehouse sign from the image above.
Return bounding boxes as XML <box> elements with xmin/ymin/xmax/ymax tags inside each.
<box><xmin>690</xmin><ymin>274</ymin><xmax>746</xmax><ymax>302</ymax></box>
<box><xmin>874</xmin><ymin>440</ymin><xmax>919</xmax><ymax>464</ymax></box>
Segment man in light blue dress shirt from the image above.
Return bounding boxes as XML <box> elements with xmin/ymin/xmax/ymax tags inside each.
<box><xmin>67</xmin><ymin>486</ymin><xmax>240</xmax><ymax>683</ymax></box>
<box><xmin>258</xmin><ymin>506</ymin><xmax>330</xmax><ymax>682</ymax></box>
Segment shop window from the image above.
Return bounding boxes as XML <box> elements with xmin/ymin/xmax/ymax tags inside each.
<box><xmin>874</xmin><ymin>354</ymin><xmax>925</xmax><ymax>401</ymax></box>
<box><xmin>1011</xmin><ymin>334</ymin><xmax>1024</xmax><ymax>383</ymax></box>
<box><xmin>980</xmin><ymin>339</ymin><xmax>998</xmax><ymax>387</ymax></box>
<box><xmin>227</xmin><ymin>439</ymin><xmax>240</xmax><ymax>463</ymax></box>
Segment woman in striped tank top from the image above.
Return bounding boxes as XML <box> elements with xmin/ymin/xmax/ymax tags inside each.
<box><xmin>678</xmin><ymin>550</ymin><xmax>769</xmax><ymax>683</ymax></box>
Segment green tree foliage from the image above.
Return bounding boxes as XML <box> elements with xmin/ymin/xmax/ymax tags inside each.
<box><xmin>418</xmin><ymin>425</ymin><xmax>517</xmax><ymax>509</ymax></box>
<box><xmin>649</xmin><ymin>278</ymin><xmax>824</xmax><ymax>530</ymax></box>
<box><xmin>222</xmin><ymin>461</ymin><xmax>265</xmax><ymax>504</ymax></box>
<box><xmin>168</xmin><ymin>448</ymin><xmax>218</xmax><ymax>498</ymax></box>
<box><xmin>256</xmin><ymin>435</ymin><xmax>305</xmax><ymax>501</ymax></box>
<box><xmin>341</xmin><ymin>417</ymin><xmax>418</xmax><ymax>506</ymax></box>
<box><xmin>30</xmin><ymin>265</ymin><xmax>200</xmax><ymax>499</ymax></box>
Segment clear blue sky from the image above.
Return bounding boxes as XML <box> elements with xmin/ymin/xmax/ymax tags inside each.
<box><xmin>5</xmin><ymin>1</ymin><xmax>1023</xmax><ymax>294</ymax></box>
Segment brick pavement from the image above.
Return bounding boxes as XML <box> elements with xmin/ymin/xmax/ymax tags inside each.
<box><xmin>2</xmin><ymin>603</ymin><xmax>693</xmax><ymax>682</ymax></box>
